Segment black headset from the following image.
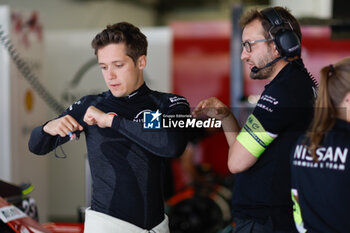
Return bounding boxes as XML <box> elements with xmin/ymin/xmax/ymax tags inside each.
<box><xmin>260</xmin><ymin>7</ymin><xmax>301</xmax><ymax>58</ymax></box>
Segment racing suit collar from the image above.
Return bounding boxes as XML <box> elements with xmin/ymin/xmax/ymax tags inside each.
<box><xmin>125</xmin><ymin>82</ymin><xmax>150</xmax><ymax>99</ymax></box>
<box><xmin>108</xmin><ymin>82</ymin><xmax>150</xmax><ymax>102</ymax></box>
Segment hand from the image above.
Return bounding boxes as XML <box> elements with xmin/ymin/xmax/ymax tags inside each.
<box><xmin>43</xmin><ymin>115</ymin><xmax>83</xmax><ymax>137</ymax></box>
<box><xmin>192</xmin><ymin>97</ymin><xmax>231</xmax><ymax>120</ymax></box>
<box><xmin>83</xmin><ymin>106</ymin><xmax>114</xmax><ymax>128</ymax></box>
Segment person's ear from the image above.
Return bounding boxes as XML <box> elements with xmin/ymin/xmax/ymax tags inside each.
<box><xmin>273</xmin><ymin>43</ymin><xmax>280</xmax><ymax>57</ymax></box>
<box><xmin>344</xmin><ymin>91</ymin><xmax>350</xmax><ymax>122</ymax></box>
<box><xmin>344</xmin><ymin>92</ymin><xmax>350</xmax><ymax>105</ymax></box>
<box><xmin>138</xmin><ymin>55</ymin><xmax>147</xmax><ymax>70</ymax></box>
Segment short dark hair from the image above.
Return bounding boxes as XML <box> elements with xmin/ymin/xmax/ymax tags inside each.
<box><xmin>91</xmin><ymin>22</ymin><xmax>148</xmax><ymax>64</ymax></box>
<box><xmin>239</xmin><ymin>6</ymin><xmax>302</xmax><ymax>42</ymax></box>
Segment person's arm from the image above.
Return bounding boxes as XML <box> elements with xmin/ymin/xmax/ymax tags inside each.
<box><xmin>28</xmin><ymin>124</ymin><xmax>61</xmax><ymax>155</ymax></box>
<box><xmin>194</xmin><ymin>82</ymin><xmax>293</xmax><ymax>173</ymax></box>
<box><xmin>192</xmin><ymin>97</ymin><xmax>258</xmax><ymax>173</ymax></box>
<box><xmin>28</xmin><ymin>97</ymin><xmax>88</xmax><ymax>155</ymax></box>
<box><xmin>113</xmin><ymin>116</ymin><xmax>188</xmax><ymax>158</ymax></box>
<box><xmin>290</xmin><ymin>136</ymin><xmax>307</xmax><ymax>232</ymax></box>
<box><xmin>28</xmin><ymin>115</ymin><xmax>83</xmax><ymax>155</ymax></box>
<box><xmin>83</xmin><ymin>102</ymin><xmax>190</xmax><ymax>158</ymax></box>
<box><xmin>192</xmin><ymin>97</ymin><xmax>240</xmax><ymax>145</ymax></box>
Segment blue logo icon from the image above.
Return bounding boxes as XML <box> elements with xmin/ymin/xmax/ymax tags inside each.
<box><xmin>143</xmin><ymin>110</ymin><xmax>162</xmax><ymax>129</ymax></box>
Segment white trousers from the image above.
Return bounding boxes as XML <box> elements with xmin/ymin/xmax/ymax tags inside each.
<box><xmin>84</xmin><ymin>208</ymin><xmax>170</xmax><ymax>233</ymax></box>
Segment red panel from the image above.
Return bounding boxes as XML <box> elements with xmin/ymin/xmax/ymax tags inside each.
<box><xmin>0</xmin><ymin>197</ymin><xmax>51</xmax><ymax>233</ymax></box>
<box><xmin>172</xmin><ymin>21</ymin><xmax>231</xmax><ymax>177</ymax></box>
<box><xmin>42</xmin><ymin>222</ymin><xmax>84</xmax><ymax>233</ymax></box>
<box><xmin>302</xmin><ymin>26</ymin><xmax>350</xmax><ymax>81</ymax></box>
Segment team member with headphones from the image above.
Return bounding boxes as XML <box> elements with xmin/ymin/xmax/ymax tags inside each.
<box><xmin>193</xmin><ymin>6</ymin><xmax>317</xmax><ymax>232</ymax></box>
<box><xmin>291</xmin><ymin>57</ymin><xmax>350</xmax><ymax>233</ymax></box>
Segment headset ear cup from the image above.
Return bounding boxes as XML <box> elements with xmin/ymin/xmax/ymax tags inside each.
<box><xmin>274</xmin><ymin>31</ymin><xmax>284</xmax><ymax>56</ymax></box>
<box><xmin>275</xmin><ymin>30</ymin><xmax>301</xmax><ymax>57</ymax></box>
<box><xmin>271</xmin><ymin>36</ymin><xmax>282</xmax><ymax>56</ymax></box>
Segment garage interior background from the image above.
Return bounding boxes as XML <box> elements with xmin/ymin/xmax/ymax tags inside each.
<box><xmin>0</xmin><ymin>0</ymin><xmax>349</xmax><ymax>224</ymax></box>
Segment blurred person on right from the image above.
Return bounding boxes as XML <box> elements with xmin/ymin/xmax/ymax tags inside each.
<box><xmin>291</xmin><ymin>57</ymin><xmax>350</xmax><ymax>233</ymax></box>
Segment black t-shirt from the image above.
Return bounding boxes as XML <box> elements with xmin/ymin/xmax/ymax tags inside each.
<box><xmin>291</xmin><ymin>119</ymin><xmax>350</xmax><ymax>233</ymax></box>
<box><xmin>233</xmin><ymin>60</ymin><xmax>317</xmax><ymax>231</ymax></box>
<box><xmin>28</xmin><ymin>83</ymin><xmax>190</xmax><ymax>229</ymax></box>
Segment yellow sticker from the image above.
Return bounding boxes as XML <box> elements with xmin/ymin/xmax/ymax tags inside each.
<box><xmin>24</xmin><ymin>89</ymin><xmax>34</xmax><ymax>112</ymax></box>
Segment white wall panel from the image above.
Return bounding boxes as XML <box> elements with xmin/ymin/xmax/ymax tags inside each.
<box><xmin>272</xmin><ymin>0</ymin><xmax>333</xmax><ymax>19</ymax></box>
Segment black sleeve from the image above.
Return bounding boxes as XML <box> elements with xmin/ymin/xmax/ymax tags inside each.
<box><xmin>252</xmin><ymin>83</ymin><xmax>293</xmax><ymax>135</ymax></box>
<box><xmin>110</xmin><ymin>95</ymin><xmax>190</xmax><ymax>158</ymax></box>
<box><xmin>28</xmin><ymin>124</ymin><xmax>62</xmax><ymax>155</ymax></box>
<box><xmin>28</xmin><ymin>96</ymin><xmax>90</xmax><ymax>155</ymax></box>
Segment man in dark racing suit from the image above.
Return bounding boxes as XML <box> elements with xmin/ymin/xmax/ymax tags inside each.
<box><xmin>28</xmin><ymin>22</ymin><xmax>189</xmax><ymax>233</ymax></box>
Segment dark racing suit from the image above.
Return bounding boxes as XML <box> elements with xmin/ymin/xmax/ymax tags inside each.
<box><xmin>28</xmin><ymin>83</ymin><xmax>190</xmax><ymax>229</ymax></box>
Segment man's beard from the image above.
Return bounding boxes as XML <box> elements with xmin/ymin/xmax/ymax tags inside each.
<box><xmin>249</xmin><ymin>64</ymin><xmax>274</xmax><ymax>80</ymax></box>
<box><xmin>249</xmin><ymin>48</ymin><xmax>276</xmax><ymax>80</ymax></box>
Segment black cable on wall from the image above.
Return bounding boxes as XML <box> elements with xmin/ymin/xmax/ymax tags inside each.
<box><xmin>0</xmin><ymin>24</ymin><xmax>65</xmax><ymax>114</ymax></box>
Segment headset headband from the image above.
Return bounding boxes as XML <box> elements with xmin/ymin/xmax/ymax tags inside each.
<box><xmin>260</xmin><ymin>7</ymin><xmax>301</xmax><ymax>58</ymax></box>
<box><xmin>261</xmin><ymin>8</ymin><xmax>283</xmax><ymax>27</ymax></box>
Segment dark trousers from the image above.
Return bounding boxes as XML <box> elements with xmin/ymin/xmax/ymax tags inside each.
<box><xmin>232</xmin><ymin>217</ymin><xmax>298</xmax><ymax>233</ymax></box>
